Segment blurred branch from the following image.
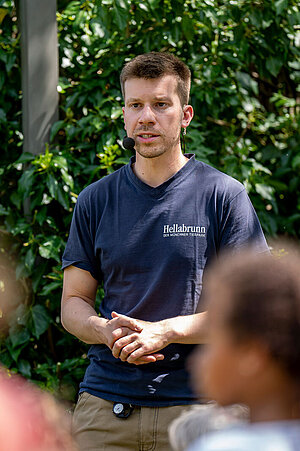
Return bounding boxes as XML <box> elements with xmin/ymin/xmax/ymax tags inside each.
<box><xmin>207</xmin><ymin>116</ymin><xmax>232</xmax><ymax>127</ymax></box>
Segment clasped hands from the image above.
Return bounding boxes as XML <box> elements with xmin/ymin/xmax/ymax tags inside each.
<box><xmin>104</xmin><ymin>311</ymin><xmax>169</xmax><ymax>365</ymax></box>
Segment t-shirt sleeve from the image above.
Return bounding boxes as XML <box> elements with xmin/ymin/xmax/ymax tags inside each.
<box><xmin>62</xmin><ymin>193</ymin><xmax>102</xmax><ymax>281</ymax></box>
<box><xmin>218</xmin><ymin>188</ymin><xmax>268</xmax><ymax>253</ymax></box>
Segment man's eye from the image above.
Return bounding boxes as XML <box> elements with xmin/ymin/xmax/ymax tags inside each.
<box><xmin>157</xmin><ymin>102</ymin><xmax>166</xmax><ymax>108</ymax></box>
<box><xmin>131</xmin><ymin>103</ymin><xmax>140</xmax><ymax>108</ymax></box>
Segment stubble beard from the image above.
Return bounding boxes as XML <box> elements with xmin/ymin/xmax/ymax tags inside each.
<box><xmin>135</xmin><ymin>130</ymin><xmax>181</xmax><ymax>159</ymax></box>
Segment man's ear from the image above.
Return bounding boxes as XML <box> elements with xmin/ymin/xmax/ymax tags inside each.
<box><xmin>181</xmin><ymin>104</ymin><xmax>194</xmax><ymax>129</ymax></box>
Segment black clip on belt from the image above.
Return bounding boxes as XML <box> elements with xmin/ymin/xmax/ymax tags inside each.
<box><xmin>113</xmin><ymin>402</ymin><xmax>134</xmax><ymax>419</ymax></box>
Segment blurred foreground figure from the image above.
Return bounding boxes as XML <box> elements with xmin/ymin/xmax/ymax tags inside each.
<box><xmin>188</xmin><ymin>245</ymin><xmax>300</xmax><ymax>451</ymax></box>
<box><xmin>168</xmin><ymin>403</ymin><xmax>248</xmax><ymax>451</ymax></box>
<box><xmin>0</xmin><ymin>368</ymin><xmax>77</xmax><ymax>451</ymax></box>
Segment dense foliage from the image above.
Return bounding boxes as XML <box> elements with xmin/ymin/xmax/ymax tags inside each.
<box><xmin>0</xmin><ymin>0</ymin><xmax>299</xmax><ymax>402</ymax></box>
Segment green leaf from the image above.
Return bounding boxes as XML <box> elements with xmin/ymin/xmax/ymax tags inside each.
<box><xmin>38</xmin><ymin>245</ymin><xmax>52</xmax><ymax>260</ymax></box>
<box><xmin>30</xmin><ymin>304</ymin><xmax>51</xmax><ymax>338</ymax></box>
<box><xmin>18</xmin><ymin>166</ymin><xmax>36</xmax><ymax>199</ymax></box>
<box><xmin>0</xmin><ymin>71</ymin><xmax>5</xmax><ymax>90</ymax></box>
<box><xmin>52</xmin><ymin>155</ymin><xmax>68</xmax><ymax>170</ymax></box>
<box><xmin>286</xmin><ymin>214</ymin><xmax>300</xmax><ymax>224</ymax></box>
<box><xmin>147</xmin><ymin>0</ymin><xmax>161</xmax><ymax>12</ymax></box>
<box><xmin>47</xmin><ymin>173</ymin><xmax>58</xmax><ymax>198</ymax></box>
<box><xmin>50</xmin><ymin>120</ymin><xmax>65</xmax><ymax>142</ymax></box>
<box><xmin>249</xmin><ymin>10</ymin><xmax>263</xmax><ymax>28</ymax></box>
<box><xmin>0</xmin><ymin>8</ymin><xmax>9</xmax><ymax>25</ymax></box>
<box><xmin>113</xmin><ymin>0</ymin><xmax>129</xmax><ymax>30</ymax></box>
<box><xmin>255</xmin><ymin>183</ymin><xmax>275</xmax><ymax>201</ymax></box>
<box><xmin>236</xmin><ymin>71</ymin><xmax>258</xmax><ymax>95</ymax></box>
<box><xmin>57</xmin><ymin>184</ymin><xmax>70</xmax><ymax>210</ymax></box>
<box><xmin>0</xmin><ymin>204</ymin><xmax>8</xmax><ymax>215</ymax></box>
<box><xmin>18</xmin><ymin>359</ymin><xmax>32</xmax><ymax>378</ymax></box>
<box><xmin>90</xmin><ymin>20</ymin><xmax>106</xmax><ymax>38</ymax></box>
<box><xmin>15</xmin><ymin>260</ymin><xmax>30</xmax><ymax>279</ymax></box>
<box><xmin>0</xmin><ymin>351</ymin><xmax>13</xmax><ymax>368</ymax></box>
<box><xmin>5</xmin><ymin>342</ymin><xmax>25</xmax><ymax>363</ymax></box>
<box><xmin>14</xmin><ymin>304</ymin><xmax>29</xmax><ymax>327</ymax></box>
<box><xmin>38</xmin><ymin>236</ymin><xmax>62</xmax><ymax>262</ymax></box>
<box><xmin>5</xmin><ymin>53</ymin><xmax>16</xmax><ymax>73</ymax></box>
<box><xmin>15</xmin><ymin>152</ymin><xmax>35</xmax><ymax>164</ymax></box>
<box><xmin>25</xmin><ymin>248</ymin><xmax>35</xmax><ymax>271</ymax></box>
<box><xmin>250</xmin><ymin>160</ymin><xmax>272</xmax><ymax>175</ymax></box>
<box><xmin>9</xmin><ymin>326</ymin><xmax>30</xmax><ymax>349</ymax></box>
<box><xmin>0</xmin><ymin>108</ymin><xmax>6</xmax><ymax>122</ymax></box>
<box><xmin>32</xmin><ymin>261</ymin><xmax>48</xmax><ymax>293</ymax></box>
<box><xmin>182</xmin><ymin>15</ymin><xmax>194</xmax><ymax>41</ymax></box>
<box><xmin>63</xmin><ymin>0</ymin><xmax>81</xmax><ymax>16</ymax></box>
<box><xmin>40</xmin><ymin>280</ymin><xmax>63</xmax><ymax>297</ymax></box>
<box><xmin>111</xmin><ymin>106</ymin><xmax>123</xmax><ymax>120</ymax></box>
<box><xmin>61</xmin><ymin>168</ymin><xmax>74</xmax><ymax>189</ymax></box>
<box><xmin>266</xmin><ymin>57</ymin><xmax>282</xmax><ymax>77</ymax></box>
<box><xmin>292</xmin><ymin>154</ymin><xmax>300</xmax><ymax>169</ymax></box>
<box><xmin>289</xmin><ymin>177</ymin><xmax>299</xmax><ymax>193</ymax></box>
<box><xmin>35</xmin><ymin>206</ymin><xmax>47</xmax><ymax>225</ymax></box>
<box><xmin>258</xmin><ymin>211</ymin><xmax>278</xmax><ymax>236</ymax></box>
<box><xmin>9</xmin><ymin>191</ymin><xmax>21</xmax><ymax>209</ymax></box>
<box><xmin>114</xmin><ymin>157</ymin><xmax>130</xmax><ymax>165</ymax></box>
<box><xmin>274</xmin><ymin>0</ymin><xmax>288</xmax><ymax>15</ymax></box>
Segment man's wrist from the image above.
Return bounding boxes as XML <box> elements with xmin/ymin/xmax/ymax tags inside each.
<box><xmin>87</xmin><ymin>315</ymin><xmax>109</xmax><ymax>345</ymax></box>
<box><xmin>160</xmin><ymin>317</ymin><xmax>182</xmax><ymax>345</ymax></box>
<box><xmin>161</xmin><ymin>314</ymin><xmax>205</xmax><ymax>345</ymax></box>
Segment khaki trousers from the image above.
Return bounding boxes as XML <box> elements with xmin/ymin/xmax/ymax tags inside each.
<box><xmin>73</xmin><ymin>392</ymin><xmax>195</xmax><ymax>451</ymax></box>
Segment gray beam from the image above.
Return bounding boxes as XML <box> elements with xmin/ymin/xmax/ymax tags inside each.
<box><xmin>20</xmin><ymin>0</ymin><xmax>58</xmax><ymax>155</ymax></box>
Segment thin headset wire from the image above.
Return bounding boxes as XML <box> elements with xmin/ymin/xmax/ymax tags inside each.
<box><xmin>181</xmin><ymin>129</ymin><xmax>186</xmax><ymax>154</ymax></box>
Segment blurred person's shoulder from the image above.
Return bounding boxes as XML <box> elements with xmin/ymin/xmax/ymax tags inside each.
<box><xmin>187</xmin><ymin>421</ymin><xmax>300</xmax><ymax>451</ymax></box>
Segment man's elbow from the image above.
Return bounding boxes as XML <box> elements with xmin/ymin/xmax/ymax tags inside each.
<box><xmin>60</xmin><ymin>298</ymin><xmax>71</xmax><ymax>333</ymax></box>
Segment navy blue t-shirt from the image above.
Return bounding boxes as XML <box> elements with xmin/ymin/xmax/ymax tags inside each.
<box><xmin>62</xmin><ymin>155</ymin><xmax>268</xmax><ymax>406</ymax></box>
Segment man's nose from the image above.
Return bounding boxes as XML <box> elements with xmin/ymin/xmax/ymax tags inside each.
<box><xmin>138</xmin><ymin>105</ymin><xmax>156</xmax><ymax>125</ymax></box>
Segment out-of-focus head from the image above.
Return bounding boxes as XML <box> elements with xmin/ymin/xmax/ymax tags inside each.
<box><xmin>120</xmin><ymin>52</ymin><xmax>191</xmax><ymax>107</ymax></box>
<box><xmin>190</xmin><ymin>244</ymin><xmax>300</xmax><ymax>407</ymax></box>
<box><xmin>168</xmin><ymin>403</ymin><xmax>248</xmax><ymax>451</ymax></box>
<box><xmin>0</xmin><ymin>252</ymin><xmax>29</xmax><ymax>337</ymax></box>
<box><xmin>0</xmin><ymin>369</ymin><xmax>77</xmax><ymax>451</ymax></box>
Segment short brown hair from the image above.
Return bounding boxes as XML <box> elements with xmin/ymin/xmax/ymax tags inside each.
<box><xmin>120</xmin><ymin>52</ymin><xmax>191</xmax><ymax>106</ymax></box>
<box><xmin>205</xmin><ymin>245</ymin><xmax>300</xmax><ymax>382</ymax></box>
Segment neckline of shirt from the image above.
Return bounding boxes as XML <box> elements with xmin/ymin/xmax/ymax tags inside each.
<box><xmin>125</xmin><ymin>153</ymin><xmax>198</xmax><ymax>198</ymax></box>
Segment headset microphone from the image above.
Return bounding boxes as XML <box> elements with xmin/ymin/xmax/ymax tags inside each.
<box><xmin>122</xmin><ymin>136</ymin><xmax>136</xmax><ymax>152</ymax></box>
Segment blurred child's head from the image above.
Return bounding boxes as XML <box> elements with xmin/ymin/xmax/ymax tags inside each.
<box><xmin>168</xmin><ymin>403</ymin><xmax>248</xmax><ymax>451</ymax></box>
<box><xmin>190</xmin><ymin>244</ymin><xmax>300</xmax><ymax>414</ymax></box>
<box><xmin>0</xmin><ymin>368</ymin><xmax>77</xmax><ymax>451</ymax></box>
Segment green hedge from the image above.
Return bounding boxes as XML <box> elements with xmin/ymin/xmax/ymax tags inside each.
<box><xmin>0</xmin><ymin>0</ymin><xmax>299</xmax><ymax>402</ymax></box>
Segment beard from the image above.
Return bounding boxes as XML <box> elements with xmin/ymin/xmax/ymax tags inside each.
<box><xmin>134</xmin><ymin>128</ymin><xmax>181</xmax><ymax>159</ymax></box>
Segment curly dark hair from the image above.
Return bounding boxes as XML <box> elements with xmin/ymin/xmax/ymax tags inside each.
<box><xmin>206</xmin><ymin>245</ymin><xmax>300</xmax><ymax>382</ymax></box>
<box><xmin>120</xmin><ymin>52</ymin><xmax>191</xmax><ymax>106</ymax></box>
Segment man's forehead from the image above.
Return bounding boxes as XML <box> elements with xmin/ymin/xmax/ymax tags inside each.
<box><xmin>124</xmin><ymin>75</ymin><xmax>179</xmax><ymax>98</ymax></box>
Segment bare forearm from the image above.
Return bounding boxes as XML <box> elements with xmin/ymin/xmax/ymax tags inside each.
<box><xmin>163</xmin><ymin>312</ymin><xmax>208</xmax><ymax>345</ymax></box>
<box><xmin>61</xmin><ymin>296</ymin><xmax>108</xmax><ymax>345</ymax></box>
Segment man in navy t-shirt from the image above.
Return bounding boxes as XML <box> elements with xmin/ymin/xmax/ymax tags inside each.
<box><xmin>61</xmin><ymin>52</ymin><xmax>268</xmax><ymax>450</ymax></box>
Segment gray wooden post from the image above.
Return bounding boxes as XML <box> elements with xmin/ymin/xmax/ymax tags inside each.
<box><xmin>20</xmin><ymin>0</ymin><xmax>58</xmax><ymax>155</ymax></box>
